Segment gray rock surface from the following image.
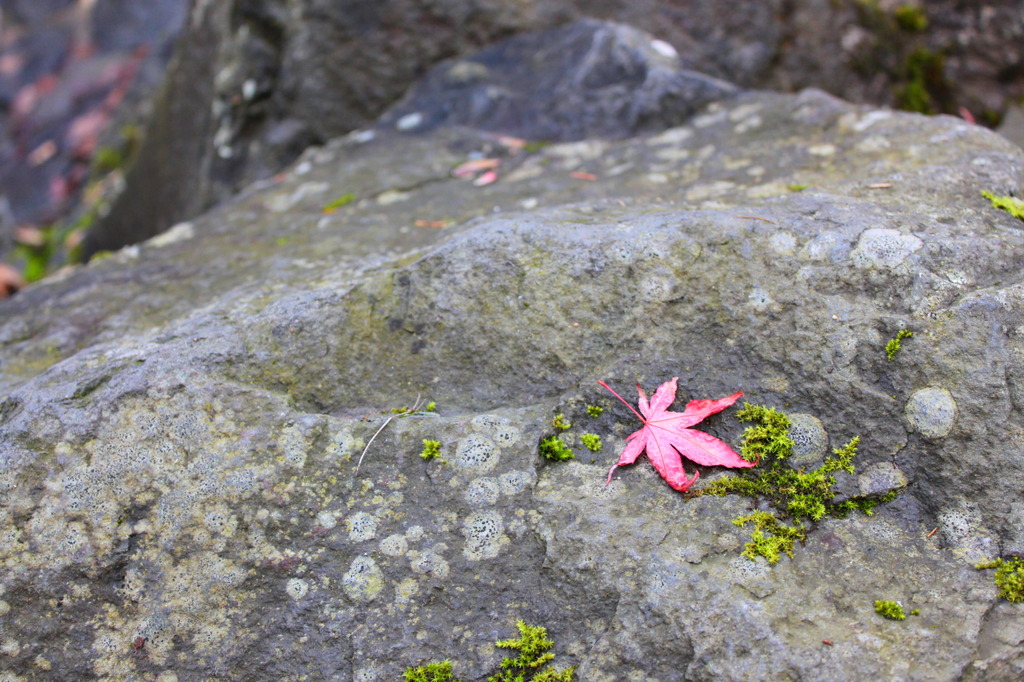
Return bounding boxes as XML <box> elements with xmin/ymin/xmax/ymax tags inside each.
<box><xmin>80</xmin><ymin>0</ymin><xmax>1024</xmax><ymax>256</ymax></box>
<box><xmin>3</xmin><ymin>22</ymin><xmax>1024</xmax><ymax>680</ymax></box>
<box><xmin>378</xmin><ymin>19</ymin><xmax>737</xmax><ymax>141</ymax></box>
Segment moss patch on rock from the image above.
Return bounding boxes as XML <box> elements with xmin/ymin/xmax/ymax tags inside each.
<box><xmin>976</xmin><ymin>557</ymin><xmax>1024</xmax><ymax>603</ymax></box>
<box><xmin>405</xmin><ymin>621</ymin><xmax>574</xmax><ymax>682</ymax></box>
<box><xmin>696</xmin><ymin>403</ymin><xmax>900</xmax><ymax>563</ymax></box>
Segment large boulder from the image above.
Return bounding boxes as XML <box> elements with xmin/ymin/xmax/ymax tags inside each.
<box><xmin>79</xmin><ymin>0</ymin><xmax>1024</xmax><ymax>257</ymax></box>
<box><xmin>3</xmin><ymin>20</ymin><xmax>1024</xmax><ymax>681</ymax></box>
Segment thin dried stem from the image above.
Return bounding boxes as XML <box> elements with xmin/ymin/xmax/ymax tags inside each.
<box><xmin>354</xmin><ymin>395</ymin><xmax>421</xmax><ymax>473</ymax></box>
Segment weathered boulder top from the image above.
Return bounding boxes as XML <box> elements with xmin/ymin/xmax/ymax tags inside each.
<box><xmin>2</xmin><ymin>20</ymin><xmax>1024</xmax><ymax>682</ymax></box>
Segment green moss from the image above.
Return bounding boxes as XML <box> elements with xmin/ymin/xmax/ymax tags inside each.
<box><xmin>405</xmin><ymin>660</ymin><xmax>458</xmax><ymax>682</ymax></box>
<box><xmin>586</xmin><ymin>404</ymin><xmax>604</xmax><ymax>417</ymax></box>
<box><xmin>539</xmin><ymin>435</ymin><xmax>574</xmax><ymax>462</ymax></box>
<box><xmin>909</xmin><ymin>609</ymin><xmax>920</xmax><ymax>616</ymax></box>
<box><xmin>893</xmin><ymin>5</ymin><xmax>927</xmax><ymax>32</ymax></box>
<box><xmin>981</xmin><ymin>191</ymin><xmax>1024</xmax><ymax>221</ymax></box>
<box><xmin>579</xmin><ymin>433</ymin><xmax>602</xmax><ymax>452</ymax></box>
<box><xmin>976</xmin><ymin>557</ymin><xmax>1024</xmax><ymax>603</ymax></box>
<box><xmin>896</xmin><ymin>48</ymin><xmax>947</xmax><ymax>115</ymax></box>
<box><xmin>489</xmin><ymin>621</ymin><xmax>575</xmax><ymax>682</ymax></box>
<box><xmin>874</xmin><ymin>600</ymin><xmax>907</xmax><ymax>621</ymax></box>
<box><xmin>735</xmin><ymin>403</ymin><xmax>794</xmax><ymax>462</ymax></box>
<box><xmin>405</xmin><ymin>622</ymin><xmax>574</xmax><ymax>682</ymax></box>
<box><xmin>322</xmin><ymin>193</ymin><xmax>356</xmax><ymax>212</ymax></box>
<box><xmin>698</xmin><ymin>404</ymin><xmax>898</xmax><ymax>562</ymax></box>
<box><xmin>786</xmin><ymin>184</ymin><xmax>809</xmax><ymax>192</ymax></box>
<box><xmin>420</xmin><ymin>439</ymin><xmax>442</xmax><ymax>461</ymax></box>
<box><xmin>734</xmin><ymin>511</ymin><xmax>805</xmax><ymax>564</ymax></box>
<box><xmin>885</xmin><ymin>329</ymin><xmax>913</xmax><ymax>360</ymax></box>
<box><xmin>392</xmin><ymin>401</ymin><xmax>436</xmax><ymax>415</ymax></box>
<box><xmin>551</xmin><ymin>414</ymin><xmax>571</xmax><ymax>431</ymax></box>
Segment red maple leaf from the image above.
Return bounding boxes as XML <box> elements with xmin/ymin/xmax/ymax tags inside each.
<box><xmin>599</xmin><ymin>377</ymin><xmax>752</xmax><ymax>492</ymax></box>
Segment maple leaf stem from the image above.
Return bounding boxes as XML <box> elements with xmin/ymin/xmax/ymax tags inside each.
<box><xmin>598</xmin><ymin>380</ymin><xmax>645</xmax><ymax>422</ymax></box>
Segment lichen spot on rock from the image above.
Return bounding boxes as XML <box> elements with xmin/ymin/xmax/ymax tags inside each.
<box><xmin>498</xmin><ymin>470</ymin><xmax>535</xmax><ymax>496</ymax></box>
<box><xmin>463</xmin><ymin>477</ymin><xmax>500</xmax><ymax>506</ymax></box>
<box><xmin>454</xmin><ymin>433</ymin><xmax>499</xmax><ymax>472</ymax></box>
<box><xmin>285</xmin><ymin>578</ymin><xmax>308</xmax><ymax>601</ymax></box>
<box><xmin>380</xmin><ymin>534</ymin><xmax>408</xmax><ymax>557</ymax></box>
<box><xmin>787</xmin><ymin>413</ymin><xmax>828</xmax><ymax>468</ymax></box>
<box><xmin>342</xmin><ymin>556</ymin><xmax>384</xmax><ymax>603</ymax></box>
<box><xmin>461</xmin><ymin>510</ymin><xmax>508</xmax><ymax>561</ymax></box>
<box><xmin>471</xmin><ymin>415</ymin><xmax>521</xmax><ymax>448</ymax></box>
<box><xmin>905</xmin><ymin>387</ymin><xmax>957</xmax><ymax>438</ymax></box>
<box><xmin>851</xmin><ymin>228</ymin><xmax>923</xmax><ymax>269</ymax></box>
<box><xmin>346</xmin><ymin>512</ymin><xmax>377</xmax><ymax>542</ymax></box>
<box><xmin>277</xmin><ymin>422</ymin><xmax>310</xmax><ymax>468</ymax></box>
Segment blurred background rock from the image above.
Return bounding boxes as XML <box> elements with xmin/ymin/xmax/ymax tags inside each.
<box><xmin>1</xmin><ymin>0</ymin><xmax>1021</xmax><ymax>292</ymax></box>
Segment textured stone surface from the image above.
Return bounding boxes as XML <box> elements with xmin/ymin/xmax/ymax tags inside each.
<box><xmin>378</xmin><ymin>19</ymin><xmax>737</xmax><ymax>141</ymax></box>
<box><xmin>3</xmin><ymin>23</ymin><xmax>1024</xmax><ymax>680</ymax></box>
<box><xmin>78</xmin><ymin>0</ymin><xmax>1024</xmax><ymax>256</ymax></box>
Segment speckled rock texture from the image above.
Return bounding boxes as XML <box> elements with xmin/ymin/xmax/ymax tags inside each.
<box><xmin>80</xmin><ymin>0</ymin><xmax>1024</xmax><ymax>257</ymax></box>
<box><xmin>3</xmin><ymin>24</ymin><xmax>1024</xmax><ymax>682</ymax></box>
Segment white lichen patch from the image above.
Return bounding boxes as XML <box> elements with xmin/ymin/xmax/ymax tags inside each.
<box><xmin>145</xmin><ymin>221</ymin><xmax>195</xmax><ymax>248</ymax></box>
<box><xmin>800</xmin><ymin>231</ymin><xmax>843</xmax><ymax>262</ymax></box>
<box><xmin>729</xmin><ymin>103</ymin><xmax>763</xmax><ymax>122</ymax></box>
<box><xmin>409</xmin><ymin>548</ymin><xmax>450</xmax><ymax>579</ymax></box>
<box><xmin>724</xmin><ymin>158</ymin><xmax>751</xmax><ymax>171</ymax></box>
<box><xmin>854</xmin><ymin>135</ymin><xmax>891</xmax><ymax>153</ymax></box>
<box><xmin>463</xmin><ymin>477</ymin><xmax>500</xmax><ymax>506</ymax></box>
<box><xmin>278</xmin><ymin>420</ymin><xmax>321</xmax><ymax>468</ymax></box>
<box><xmin>325</xmin><ymin>427</ymin><xmax>358</xmax><ymax>463</ymax></box>
<box><xmin>938</xmin><ymin>502</ymin><xmax>998</xmax><ymax>562</ymax></box>
<box><xmin>471</xmin><ymin>415</ymin><xmax>521</xmax><ymax>449</ymax></box>
<box><xmin>851</xmin><ymin>228</ymin><xmax>923</xmax><ymax>269</ymax></box>
<box><xmin>787</xmin><ymin>413</ymin><xmax>828</xmax><ymax>467</ymax></box>
<box><xmin>905</xmin><ymin>387</ymin><xmax>957</xmax><ymax>438</ymax></box>
<box><xmin>768</xmin><ymin>231</ymin><xmax>797</xmax><ymax>255</ymax></box>
<box><xmin>315</xmin><ymin>510</ymin><xmax>341</xmax><ymax>530</ymax></box>
<box><xmin>379</xmin><ymin>534</ymin><xmax>408</xmax><ymax>557</ymax></box>
<box><xmin>264</xmin><ymin>181</ymin><xmax>329</xmax><ymax>213</ymax></box>
<box><xmin>393</xmin><ymin>577</ymin><xmax>420</xmax><ymax>608</ymax></box>
<box><xmin>808</xmin><ymin>144</ymin><xmax>836</xmax><ymax>156</ymax></box>
<box><xmin>748</xmin><ymin>286</ymin><xmax>773</xmax><ymax>311</ymax></box>
<box><xmin>654</xmin><ymin>147</ymin><xmax>691</xmax><ymax>162</ymax></box>
<box><xmin>646</xmin><ymin>126</ymin><xmax>693</xmax><ymax>146</ymax></box>
<box><xmin>841</xmin><ymin>109</ymin><xmax>892</xmax><ymax>133</ymax></box>
<box><xmin>454</xmin><ymin>433</ymin><xmax>499</xmax><ymax>472</ymax></box>
<box><xmin>377</xmin><ymin>189</ymin><xmax>411</xmax><ymax>206</ymax></box>
<box><xmin>858</xmin><ymin>463</ymin><xmax>908</xmax><ymax>497</ymax></box>
<box><xmin>346</xmin><ymin>512</ymin><xmax>378</xmax><ymax>542</ymax></box>
<box><xmin>693</xmin><ymin>110</ymin><xmax>726</xmax><ymax>128</ymax></box>
<box><xmin>461</xmin><ymin>510</ymin><xmax>509</xmax><ymax>561</ymax></box>
<box><xmin>405</xmin><ymin>525</ymin><xmax>424</xmax><ymax>542</ymax></box>
<box><xmin>286</xmin><ymin>577</ymin><xmax>309</xmax><ymax>600</ymax></box>
<box><xmin>726</xmin><ymin>555</ymin><xmax>775</xmax><ymax>599</ymax></box>
<box><xmin>543</xmin><ymin>140</ymin><xmax>608</xmax><ymax>162</ymax></box>
<box><xmin>341</xmin><ymin>556</ymin><xmax>384</xmax><ymax>603</ymax></box>
<box><xmin>498</xmin><ymin>470</ymin><xmax>535</xmax><ymax>496</ymax></box>
<box><xmin>734</xmin><ymin>116</ymin><xmax>762</xmax><ymax>134</ymax></box>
